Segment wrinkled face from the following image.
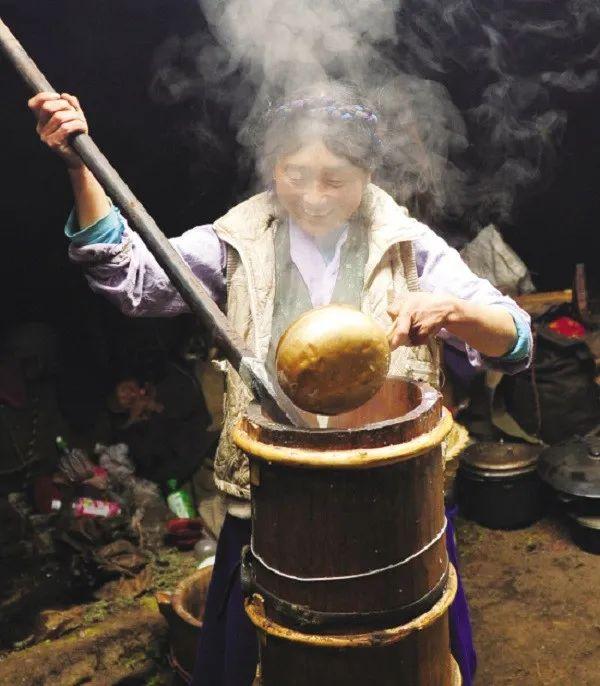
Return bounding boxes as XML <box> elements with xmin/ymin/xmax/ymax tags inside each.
<box><xmin>273</xmin><ymin>139</ymin><xmax>371</xmax><ymax>236</ymax></box>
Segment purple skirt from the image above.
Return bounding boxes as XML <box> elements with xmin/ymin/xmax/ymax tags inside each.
<box><xmin>191</xmin><ymin>508</ymin><xmax>476</xmax><ymax>686</ymax></box>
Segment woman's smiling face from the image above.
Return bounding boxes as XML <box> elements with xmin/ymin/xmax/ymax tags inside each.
<box><xmin>273</xmin><ymin>139</ymin><xmax>371</xmax><ymax>236</ymax></box>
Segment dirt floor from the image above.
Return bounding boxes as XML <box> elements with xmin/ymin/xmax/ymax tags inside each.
<box><xmin>457</xmin><ymin>514</ymin><xmax>600</xmax><ymax>686</ymax></box>
<box><xmin>0</xmin><ymin>548</ymin><xmax>198</xmax><ymax>685</ymax></box>
<box><xmin>1</xmin><ymin>515</ymin><xmax>599</xmax><ymax>685</ymax></box>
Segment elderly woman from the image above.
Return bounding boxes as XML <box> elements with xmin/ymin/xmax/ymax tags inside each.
<box><xmin>29</xmin><ymin>82</ymin><xmax>532</xmax><ymax>686</ymax></box>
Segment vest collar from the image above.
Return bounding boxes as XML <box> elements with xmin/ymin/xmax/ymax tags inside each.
<box><xmin>363</xmin><ymin>184</ymin><xmax>426</xmax><ymax>287</ymax></box>
<box><xmin>367</xmin><ymin>184</ymin><xmax>424</xmax><ymax>240</ymax></box>
<box><xmin>212</xmin><ymin>191</ymin><xmax>276</xmax><ymax>247</ymax></box>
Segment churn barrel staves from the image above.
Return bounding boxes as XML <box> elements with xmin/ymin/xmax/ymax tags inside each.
<box><xmin>233</xmin><ymin>377</ymin><xmax>461</xmax><ymax>686</ymax></box>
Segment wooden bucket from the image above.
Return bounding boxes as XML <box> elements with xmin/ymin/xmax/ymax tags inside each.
<box><xmin>233</xmin><ymin>377</ymin><xmax>455</xmax><ymax>685</ymax></box>
<box><xmin>156</xmin><ymin>565</ymin><xmax>213</xmax><ymax>683</ymax></box>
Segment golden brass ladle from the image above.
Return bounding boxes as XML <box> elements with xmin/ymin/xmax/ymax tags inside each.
<box><xmin>275</xmin><ymin>304</ymin><xmax>391</xmax><ymax>415</ymax></box>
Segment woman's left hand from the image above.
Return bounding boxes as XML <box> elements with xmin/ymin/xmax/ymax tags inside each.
<box><xmin>387</xmin><ymin>292</ymin><xmax>457</xmax><ymax>349</ymax></box>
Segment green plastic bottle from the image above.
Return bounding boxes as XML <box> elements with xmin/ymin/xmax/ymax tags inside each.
<box><xmin>166</xmin><ymin>479</ymin><xmax>195</xmax><ymax>519</ymax></box>
<box><xmin>56</xmin><ymin>435</ymin><xmax>70</xmax><ymax>456</ymax></box>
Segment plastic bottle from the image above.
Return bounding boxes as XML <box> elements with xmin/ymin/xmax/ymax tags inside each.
<box><xmin>166</xmin><ymin>479</ymin><xmax>195</xmax><ymax>519</ymax></box>
<box><xmin>56</xmin><ymin>436</ymin><xmax>95</xmax><ymax>483</ymax></box>
<box><xmin>51</xmin><ymin>497</ymin><xmax>122</xmax><ymax>518</ymax></box>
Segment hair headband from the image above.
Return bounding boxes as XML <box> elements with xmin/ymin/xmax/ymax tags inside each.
<box><xmin>269</xmin><ymin>96</ymin><xmax>382</xmax><ymax>153</ymax></box>
<box><xmin>272</xmin><ymin>96</ymin><xmax>379</xmax><ymax>125</ymax></box>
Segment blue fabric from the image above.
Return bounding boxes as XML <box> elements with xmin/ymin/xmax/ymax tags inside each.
<box><xmin>192</xmin><ymin>510</ymin><xmax>476</xmax><ymax>686</ymax></box>
<box><xmin>64</xmin><ymin>205</ymin><xmax>124</xmax><ymax>246</ymax></box>
<box><xmin>191</xmin><ymin>515</ymin><xmax>258</xmax><ymax>686</ymax></box>
<box><xmin>502</xmin><ymin>313</ymin><xmax>531</xmax><ymax>361</ymax></box>
<box><xmin>446</xmin><ymin>505</ymin><xmax>477</xmax><ymax>686</ymax></box>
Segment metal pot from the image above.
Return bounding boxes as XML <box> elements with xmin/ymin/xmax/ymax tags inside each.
<box><xmin>537</xmin><ymin>431</ymin><xmax>600</xmax><ymax>501</ymax></box>
<box><xmin>567</xmin><ymin>513</ymin><xmax>600</xmax><ymax>554</ymax></box>
<box><xmin>457</xmin><ymin>442</ymin><xmax>545</xmax><ymax>529</ymax></box>
<box><xmin>538</xmin><ymin>430</ymin><xmax>600</xmax><ymax>553</ymax></box>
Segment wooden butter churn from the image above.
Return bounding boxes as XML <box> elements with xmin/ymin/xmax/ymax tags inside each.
<box><xmin>234</xmin><ymin>377</ymin><xmax>460</xmax><ymax>685</ymax></box>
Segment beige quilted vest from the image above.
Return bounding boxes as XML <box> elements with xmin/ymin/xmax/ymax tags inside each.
<box><xmin>211</xmin><ymin>184</ymin><xmax>439</xmax><ymax>499</ymax></box>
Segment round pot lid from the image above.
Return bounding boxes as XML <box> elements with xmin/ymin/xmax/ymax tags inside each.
<box><xmin>460</xmin><ymin>442</ymin><xmax>543</xmax><ymax>472</ymax></box>
<box><xmin>538</xmin><ymin>432</ymin><xmax>600</xmax><ymax>498</ymax></box>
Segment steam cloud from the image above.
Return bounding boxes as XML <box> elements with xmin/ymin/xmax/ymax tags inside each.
<box><xmin>151</xmin><ymin>0</ymin><xmax>600</xmax><ymax>230</ymax></box>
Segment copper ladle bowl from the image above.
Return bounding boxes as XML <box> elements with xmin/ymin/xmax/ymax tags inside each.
<box><xmin>275</xmin><ymin>304</ymin><xmax>391</xmax><ymax>415</ymax></box>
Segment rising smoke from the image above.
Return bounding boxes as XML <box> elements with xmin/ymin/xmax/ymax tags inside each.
<box><xmin>151</xmin><ymin>0</ymin><xmax>600</xmax><ymax>230</ymax></box>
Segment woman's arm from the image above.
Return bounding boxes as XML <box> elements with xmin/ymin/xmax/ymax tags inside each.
<box><xmin>68</xmin><ymin>217</ymin><xmax>227</xmax><ymax>317</ymax></box>
<box><xmin>388</xmin><ymin>291</ymin><xmax>517</xmax><ymax>357</ymax></box>
<box><xmin>68</xmin><ymin>166</ymin><xmax>111</xmax><ymax>228</ymax></box>
<box><xmin>389</xmin><ymin>226</ymin><xmax>532</xmax><ymax>370</ymax></box>
<box><xmin>28</xmin><ymin>92</ymin><xmax>111</xmax><ymax>227</ymax></box>
<box><xmin>444</xmin><ymin>299</ymin><xmax>517</xmax><ymax>357</ymax></box>
<box><xmin>28</xmin><ymin>92</ymin><xmax>227</xmax><ymax>317</ymax></box>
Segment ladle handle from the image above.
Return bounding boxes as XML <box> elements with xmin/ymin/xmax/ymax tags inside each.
<box><xmin>0</xmin><ymin>17</ymin><xmax>307</xmax><ymax>428</ymax></box>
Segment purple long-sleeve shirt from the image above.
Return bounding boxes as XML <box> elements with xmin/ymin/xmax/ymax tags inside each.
<box><xmin>66</xmin><ymin>206</ymin><xmax>532</xmax><ymax>374</ymax></box>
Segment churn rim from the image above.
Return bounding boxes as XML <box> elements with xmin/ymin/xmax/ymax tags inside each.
<box><xmin>232</xmin><ymin>406</ymin><xmax>452</xmax><ymax>468</ymax></box>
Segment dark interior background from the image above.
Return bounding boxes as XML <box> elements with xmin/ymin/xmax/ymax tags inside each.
<box><xmin>1</xmin><ymin>0</ymin><xmax>598</xmax><ymax>340</ymax></box>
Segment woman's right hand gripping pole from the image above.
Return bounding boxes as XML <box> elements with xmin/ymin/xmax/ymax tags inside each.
<box><xmin>28</xmin><ymin>91</ymin><xmax>88</xmax><ymax>169</ymax></box>
<box><xmin>28</xmin><ymin>92</ymin><xmax>110</xmax><ymax>227</ymax></box>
